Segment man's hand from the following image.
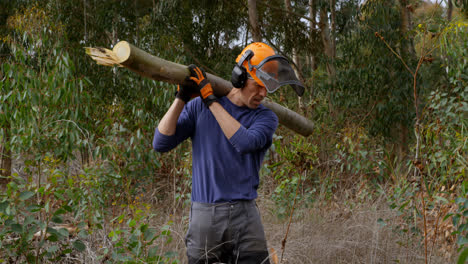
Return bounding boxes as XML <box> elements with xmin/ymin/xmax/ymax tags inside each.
<box><xmin>187</xmin><ymin>64</ymin><xmax>218</xmax><ymax>107</ymax></box>
<box><xmin>175</xmin><ymin>83</ymin><xmax>199</xmax><ymax>104</ymax></box>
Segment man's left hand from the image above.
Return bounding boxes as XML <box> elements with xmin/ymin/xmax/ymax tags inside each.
<box><xmin>175</xmin><ymin>83</ymin><xmax>199</xmax><ymax>103</ymax></box>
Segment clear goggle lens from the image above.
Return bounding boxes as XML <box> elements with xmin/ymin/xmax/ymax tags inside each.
<box><xmin>249</xmin><ymin>56</ymin><xmax>305</xmax><ymax>96</ymax></box>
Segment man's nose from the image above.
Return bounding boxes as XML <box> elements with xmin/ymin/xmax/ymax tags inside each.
<box><xmin>259</xmin><ymin>86</ymin><xmax>267</xmax><ymax>97</ymax></box>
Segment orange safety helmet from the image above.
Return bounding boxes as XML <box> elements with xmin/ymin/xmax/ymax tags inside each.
<box><xmin>236</xmin><ymin>42</ymin><xmax>275</xmax><ymax>87</ymax></box>
<box><xmin>231</xmin><ymin>42</ymin><xmax>305</xmax><ymax>96</ymax></box>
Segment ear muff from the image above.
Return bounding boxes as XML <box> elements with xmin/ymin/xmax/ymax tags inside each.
<box><xmin>231</xmin><ymin>50</ymin><xmax>254</xmax><ymax>88</ymax></box>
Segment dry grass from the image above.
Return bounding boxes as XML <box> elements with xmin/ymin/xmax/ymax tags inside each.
<box><xmin>259</xmin><ymin>193</ymin><xmax>455</xmax><ymax>264</ymax></box>
<box><xmin>78</xmin><ymin>188</ymin><xmax>456</xmax><ymax>264</ymax></box>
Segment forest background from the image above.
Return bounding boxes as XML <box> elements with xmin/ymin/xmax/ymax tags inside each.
<box><xmin>0</xmin><ymin>0</ymin><xmax>467</xmax><ymax>263</ymax></box>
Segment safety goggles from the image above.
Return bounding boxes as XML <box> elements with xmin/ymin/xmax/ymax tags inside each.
<box><xmin>247</xmin><ymin>55</ymin><xmax>305</xmax><ymax>96</ymax></box>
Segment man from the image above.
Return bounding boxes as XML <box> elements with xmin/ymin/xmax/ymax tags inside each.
<box><xmin>153</xmin><ymin>42</ymin><xmax>304</xmax><ymax>263</ymax></box>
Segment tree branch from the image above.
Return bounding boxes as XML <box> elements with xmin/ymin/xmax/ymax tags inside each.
<box><xmin>259</xmin><ymin>1</ymin><xmax>315</xmax><ymax>23</ymax></box>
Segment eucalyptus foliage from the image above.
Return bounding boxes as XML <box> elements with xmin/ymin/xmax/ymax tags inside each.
<box><xmin>1</xmin><ymin>0</ymin><xmax>467</xmax><ymax>262</ymax></box>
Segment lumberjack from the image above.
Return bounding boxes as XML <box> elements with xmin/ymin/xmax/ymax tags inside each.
<box><xmin>153</xmin><ymin>42</ymin><xmax>304</xmax><ymax>263</ymax></box>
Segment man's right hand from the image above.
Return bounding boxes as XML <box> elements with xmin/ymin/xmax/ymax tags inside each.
<box><xmin>187</xmin><ymin>64</ymin><xmax>218</xmax><ymax>107</ymax></box>
<box><xmin>175</xmin><ymin>83</ymin><xmax>199</xmax><ymax>104</ymax></box>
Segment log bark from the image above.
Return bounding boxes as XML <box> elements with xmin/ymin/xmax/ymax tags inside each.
<box><xmin>87</xmin><ymin>41</ymin><xmax>314</xmax><ymax>136</ymax></box>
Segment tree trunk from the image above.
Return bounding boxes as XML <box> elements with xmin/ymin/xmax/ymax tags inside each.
<box><xmin>284</xmin><ymin>0</ymin><xmax>302</xmax><ymax>79</ymax></box>
<box><xmin>0</xmin><ymin>125</ymin><xmax>12</xmax><ymax>186</ymax></box>
<box><xmin>134</xmin><ymin>0</ymin><xmax>138</xmax><ymax>46</ymax></box>
<box><xmin>309</xmin><ymin>0</ymin><xmax>317</xmax><ymax>72</ymax></box>
<box><xmin>285</xmin><ymin>0</ymin><xmax>304</xmax><ymax>108</ymax></box>
<box><xmin>398</xmin><ymin>0</ymin><xmax>414</xmax><ymax>154</ymax></box>
<box><xmin>83</xmin><ymin>0</ymin><xmax>87</xmax><ymax>44</ymax></box>
<box><xmin>399</xmin><ymin>0</ymin><xmax>416</xmax><ymax>57</ymax></box>
<box><xmin>329</xmin><ymin>0</ymin><xmax>336</xmax><ymax>59</ymax></box>
<box><xmin>398</xmin><ymin>123</ymin><xmax>409</xmax><ymax>159</ymax></box>
<box><xmin>447</xmin><ymin>0</ymin><xmax>453</xmax><ymax>21</ymax></box>
<box><xmin>86</xmin><ymin>42</ymin><xmax>315</xmax><ymax>136</ymax></box>
<box><xmin>248</xmin><ymin>0</ymin><xmax>262</xmax><ymax>42</ymax></box>
<box><xmin>319</xmin><ymin>5</ymin><xmax>336</xmax><ymax>80</ymax></box>
<box><xmin>308</xmin><ymin>0</ymin><xmax>318</xmax><ymax>99</ymax></box>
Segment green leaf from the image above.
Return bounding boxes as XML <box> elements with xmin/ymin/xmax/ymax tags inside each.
<box><xmin>377</xmin><ymin>218</ymin><xmax>387</xmax><ymax>227</ymax></box>
<box><xmin>11</xmin><ymin>223</ymin><xmax>23</xmax><ymax>233</ymax></box>
<box><xmin>26</xmin><ymin>254</ymin><xmax>35</xmax><ymax>262</ymax></box>
<box><xmin>144</xmin><ymin>228</ymin><xmax>158</xmax><ymax>242</ymax></box>
<box><xmin>52</xmin><ymin>215</ymin><xmax>63</xmax><ymax>224</ymax></box>
<box><xmin>24</xmin><ymin>215</ymin><xmax>35</xmax><ymax>225</ymax></box>
<box><xmin>78</xmin><ymin>230</ymin><xmax>88</xmax><ymax>239</ymax></box>
<box><xmin>19</xmin><ymin>191</ymin><xmax>35</xmax><ymax>201</ymax></box>
<box><xmin>62</xmin><ymin>248</ymin><xmax>73</xmax><ymax>254</ymax></box>
<box><xmin>457</xmin><ymin>235</ymin><xmax>468</xmax><ymax>246</ymax></box>
<box><xmin>164</xmin><ymin>251</ymin><xmax>177</xmax><ymax>258</ymax></box>
<box><xmin>53</xmin><ymin>192</ymin><xmax>66</xmax><ymax>201</ymax></box>
<box><xmin>54</xmin><ymin>208</ymin><xmax>67</xmax><ymax>216</ymax></box>
<box><xmin>72</xmin><ymin>240</ymin><xmax>86</xmax><ymax>252</ymax></box>
<box><xmin>47</xmin><ymin>245</ymin><xmax>59</xmax><ymax>253</ymax></box>
<box><xmin>0</xmin><ymin>201</ymin><xmax>8</xmax><ymax>213</ymax></box>
<box><xmin>63</xmin><ymin>205</ymin><xmax>72</xmax><ymax>212</ymax></box>
<box><xmin>77</xmin><ymin>222</ymin><xmax>88</xmax><ymax>228</ymax></box>
<box><xmin>47</xmin><ymin>227</ymin><xmax>61</xmax><ymax>239</ymax></box>
<box><xmin>58</xmin><ymin>228</ymin><xmax>69</xmax><ymax>238</ymax></box>
<box><xmin>148</xmin><ymin>246</ymin><xmax>160</xmax><ymax>258</ymax></box>
<box><xmin>458</xmin><ymin>248</ymin><xmax>468</xmax><ymax>264</ymax></box>
<box><xmin>434</xmin><ymin>195</ymin><xmax>449</xmax><ymax>204</ymax></box>
<box><xmin>25</xmin><ymin>229</ymin><xmax>35</xmax><ymax>241</ymax></box>
<box><xmin>26</xmin><ymin>204</ymin><xmax>42</xmax><ymax>212</ymax></box>
<box><xmin>140</xmin><ymin>223</ymin><xmax>148</xmax><ymax>233</ymax></box>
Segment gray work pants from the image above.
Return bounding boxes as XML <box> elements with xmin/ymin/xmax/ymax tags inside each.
<box><xmin>185</xmin><ymin>200</ymin><xmax>271</xmax><ymax>264</ymax></box>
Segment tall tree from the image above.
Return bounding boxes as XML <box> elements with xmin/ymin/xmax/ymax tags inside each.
<box><xmin>330</xmin><ymin>0</ymin><xmax>421</xmax><ymax>144</ymax></box>
<box><xmin>284</xmin><ymin>0</ymin><xmax>303</xmax><ymax>80</ymax></box>
<box><xmin>399</xmin><ymin>0</ymin><xmax>416</xmax><ymax>57</ymax></box>
<box><xmin>309</xmin><ymin>0</ymin><xmax>318</xmax><ymax>73</ymax></box>
<box><xmin>284</xmin><ymin>0</ymin><xmax>305</xmax><ymax>108</ymax></box>
<box><xmin>0</xmin><ymin>123</ymin><xmax>11</xmax><ymax>186</ymax></box>
<box><xmin>319</xmin><ymin>1</ymin><xmax>336</xmax><ymax>81</ymax></box>
<box><xmin>248</xmin><ymin>0</ymin><xmax>262</xmax><ymax>42</ymax></box>
<box><xmin>447</xmin><ymin>0</ymin><xmax>453</xmax><ymax>21</ymax></box>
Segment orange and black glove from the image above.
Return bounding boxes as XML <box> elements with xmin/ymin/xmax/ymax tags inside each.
<box><xmin>187</xmin><ymin>64</ymin><xmax>218</xmax><ymax>107</ymax></box>
<box><xmin>175</xmin><ymin>83</ymin><xmax>199</xmax><ymax>104</ymax></box>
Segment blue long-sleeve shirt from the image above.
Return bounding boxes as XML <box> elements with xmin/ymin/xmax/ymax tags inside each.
<box><xmin>153</xmin><ymin>96</ymin><xmax>278</xmax><ymax>203</ymax></box>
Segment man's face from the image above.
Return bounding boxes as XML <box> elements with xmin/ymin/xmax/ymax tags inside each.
<box><xmin>240</xmin><ymin>78</ymin><xmax>268</xmax><ymax>109</ymax></box>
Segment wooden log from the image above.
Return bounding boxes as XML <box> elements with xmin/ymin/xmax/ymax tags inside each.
<box><xmin>86</xmin><ymin>41</ymin><xmax>314</xmax><ymax>137</ymax></box>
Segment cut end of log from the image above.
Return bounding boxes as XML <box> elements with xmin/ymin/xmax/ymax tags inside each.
<box><xmin>113</xmin><ymin>41</ymin><xmax>131</xmax><ymax>64</ymax></box>
<box><xmin>85</xmin><ymin>47</ymin><xmax>121</xmax><ymax>67</ymax></box>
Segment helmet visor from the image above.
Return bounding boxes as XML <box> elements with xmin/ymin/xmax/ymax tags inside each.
<box><xmin>253</xmin><ymin>56</ymin><xmax>305</xmax><ymax>96</ymax></box>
